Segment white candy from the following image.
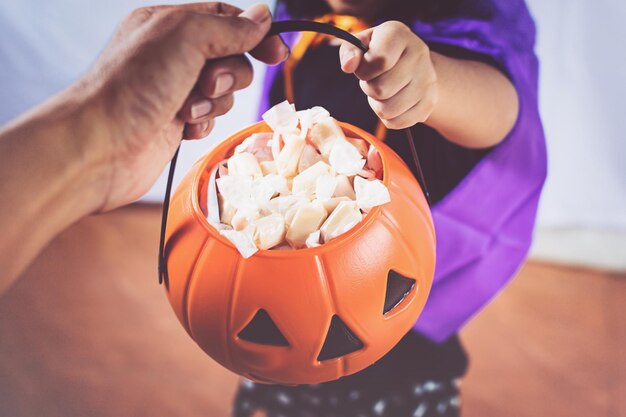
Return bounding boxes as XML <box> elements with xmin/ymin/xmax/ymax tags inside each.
<box><xmin>218</xmin><ymin>194</ymin><xmax>237</xmax><ymax>225</ymax></box>
<box><xmin>319</xmin><ymin>196</ymin><xmax>351</xmax><ymax>213</ymax></box>
<box><xmin>310</xmin><ymin>117</ymin><xmax>345</xmax><ymax>157</ymax></box>
<box><xmin>227</xmin><ymin>152</ymin><xmax>262</xmax><ymax>178</ymax></box>
<box><xmin>209</xmin><ymin>101</ymin><xmax>391</xmax><ymax>256</ymax></box>
<box><xmin>297</xmin><ymin>106</ymin><xmax>330</xmax><ymax>136</ymax></box>
<box><xmin>220</xmin><ymin>229</ymin><xmax>258</xmax><ymax>259</ymax></box>
<box><xmin>264</xmin><ymin>194</ymin><xmax>309</xmax><ymax>216</ymax></box>
<box><xmin>253</xmin><ymin>214</ymin><xmax>286</xmax><ymax>250</ymax></box>
<box><xmin>262</xmin><ymin>100</ymin><xmax>299</xmax><ymax>134</ymax></box>
<box><xmin>333</xmin><ymin>175</ymin><xmax>356</xmax><ymax>199</ymax></box>
<box><xmin>298</xmin><ymin>144</ymin><xmax>323</xmax><ymax>173</ymax></box>
<box><xmin>345</xmin><ymin>137</ymin><xmax>369</xmax><ymax>157</ymax></box>
<box><xmin>292</xmin><ymin>161</ymin><xmax>331</xmax><ymax>198</ymax></box>
<box><xmin>207</xmin><ymin>166</ymin><xmax>221</xmax><ymax>226</ymax></box>
<box><xmin>305</xmin><ymin>230</ymin><xmax>321</xmax><ymax>248</ymax></box>
<box><xmin>354</xmin><ymin>176</ymin><xmax>391</xmax><ymax>210</ymax></box>
<box><xmin>260</xmin><ymin>160</ymin><xmax>277</xmax><ymax>176</ymax></box>
<box><xmin>231</xmin><ymin>207</ymin><xmax>261</xmax><ymax>231</ymax></box>
<box><xmin>234</xmin><ymin>133</ymin><xmax>273</xmax><ymax>162</ymax></box>
<box><xmin>216</xmin><ymin>175</ymin><xmax>255</xmax><ymax>210</ymax></box>
<box><xmin>315</xmin><ymin>174</ymin><xmax>337</xmax><ymax>201</ymax></box>
<box><xmin>320</xmin><ymin>201</ymin><xmax>363</xmax><ymax>243</ymax></box>
<box><xmin>270</xmin><ymin>131</ymin><xmax>283</xmax><ymax>161</ymax></box>
<box><xmin>276</xmin><ymin>133</ymin><xmax>305</xmax><ymax>177</ymax></box>
<box><xmin>254</xmin><ymin>174</ymin><xmax>289</xmax><ymax>205</ymax></box>
<box><xmin>286</xmin><ymin>202</ymin><xmax>327</xmax><ymax>248</ymax></box>
<box><xmin>329</xmin><ymin>139</ymin><xmax>366</xmax><ymax>176</ymax></box>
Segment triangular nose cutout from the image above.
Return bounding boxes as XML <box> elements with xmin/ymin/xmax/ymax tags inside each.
<box><xmin>384</xmin><ymin>270</ymin><xmax>416</xmax><ymax>314</ymax></box>
<box><xmin>238</xmin><ymin>309</ymin><xmax>289</xmax><ymax>346</ymax></box>
<box><xmin>317</xmin><ymin>315</ymin><xmax>364</xmax><ymax>361</ymax></box>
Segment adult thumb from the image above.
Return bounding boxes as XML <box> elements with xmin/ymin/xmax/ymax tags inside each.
<box><xmin>183</xmin><ymin>3</ymin><xmax>274</xmax><ymax>60</ymax></box>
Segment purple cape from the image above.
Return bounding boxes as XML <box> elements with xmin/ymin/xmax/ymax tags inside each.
<box><xmin>260</xmin><ymin>0</ymin><xmax>547</xmax><ymax>343</ymax></box>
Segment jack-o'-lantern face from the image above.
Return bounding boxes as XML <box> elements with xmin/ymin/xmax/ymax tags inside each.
<box><xmin>163</xmin><ymin>122</ymin><xmax>434</xmax><ymax>385</ymax></box>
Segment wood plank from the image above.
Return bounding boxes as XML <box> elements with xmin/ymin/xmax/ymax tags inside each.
<box><xmin>462</xmin><ymin>261</ymin><xmax>625</xmax><ymax>417</ymax></box>
<box><xmin>0</xmin><ymin>205</ymin><xmax>238</xmax><ymax>417</ymax></box>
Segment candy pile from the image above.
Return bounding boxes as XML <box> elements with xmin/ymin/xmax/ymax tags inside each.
<box><xmin>206</xmin><ymin>101</ymin><xmax>390</xmax><ymax>258</ymax></box>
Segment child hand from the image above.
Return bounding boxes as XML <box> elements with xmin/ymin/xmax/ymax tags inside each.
<box><xmin>339</xmin><ymin>21</ymin><xmax>438</xmax><ymax>129</ymax></box>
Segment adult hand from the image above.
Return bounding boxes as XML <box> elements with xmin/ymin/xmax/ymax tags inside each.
<box><xmin>0</xmin><ymin>2</ymin><xmax>287</xmax><ymax>295</ymax></box>
<box><xmin>80</xmin><ymin>2</ymin><xmax>288</xmax><ymax>211</ymax></box>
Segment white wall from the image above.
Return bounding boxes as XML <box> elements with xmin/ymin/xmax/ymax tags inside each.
<box><xmin>1</xmin><ymin>0</ymin><xmax>624</xmax><ymax>233</ymax></box>
<box><xmin>0</xmin><ymin>0</ymin><xmax>271</xmax><ymax>204</ymax></box>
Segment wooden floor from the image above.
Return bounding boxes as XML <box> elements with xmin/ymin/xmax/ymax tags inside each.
<box><xmin>0</xmin><ymin>205</ymin><xmax>623</xmax><ymax>417</ymax></box>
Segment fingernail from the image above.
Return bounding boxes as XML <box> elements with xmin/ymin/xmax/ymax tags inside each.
<box><xmin>239</xmin><ymin>3</ymin><xmax>270</xmax><ymax>24</ymax></box>
<box><xmin>191</xmin><ymin>99</ymin><xmax>213</xmax><ymax>119</ymax></box>
<box><xmin>340</xmin><ymin>49</ymin><xmax>357</xmax><ymax>66</ymax></box>
<box><xmin>214</xmin><ymin>73</ymin><xmax>235</xmax><ymax>96</ymax></box>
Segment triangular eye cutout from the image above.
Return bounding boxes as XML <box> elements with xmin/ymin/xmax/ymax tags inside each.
<box><xmin>238</xmin><ymin>309</ymin><xmax>289</xmax><ymax>346</ymax></box>
<box><xmin>317</xmin><ymin>315</ymin><xmax>364</xmax><ymax>361</ymax></box>
<box><xmin>384</xmin><ymin>270</ymin><xmax>416</xmax><ymax>314</ymax></box>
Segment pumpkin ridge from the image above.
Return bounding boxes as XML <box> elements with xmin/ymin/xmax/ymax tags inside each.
<box><xmin>182</xmin><ymin>232</ymin><xmax>213</xmax><ymax>339</ymax></box>
<box><xmin>387</xmin><ymin>187</ymin><xmax>435</xmax><ymax>245</ymax></box>
<box><xmin>313</xmin><ymin>255</ymin><xmax>345</xmax><ymax>378</ymax></box>
<box><xmin>225</xmin><ymin>253</ymin><xmax>244</xmax><ymax>374</ymax></box>
<box><xmin>379</xmin><ymin>209</ymin><xmax>414</xmax><ymax>267</ymax></box>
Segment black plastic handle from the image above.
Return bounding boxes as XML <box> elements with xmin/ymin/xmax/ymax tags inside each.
<box><xmin>158</xmin><ymin>20</ymin><xmax>429</xmax><ymax>286</ymax></box>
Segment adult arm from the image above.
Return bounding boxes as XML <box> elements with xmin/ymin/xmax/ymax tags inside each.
<box><xmin>0</xmin><ymin>2</ymin><xmax>288</xmax><ymax>296</ymax></box>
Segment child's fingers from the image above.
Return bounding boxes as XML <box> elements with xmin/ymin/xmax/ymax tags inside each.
<box><xmin>382</xmin><ymin>91</ymin><xmax>438</xmax><ymax>129</ymax></box>
<box><xmin>339</xmin><ymin>28</ymin><xmax>373</xmax><ymax>73</ymax></box>
<box><xmin>354</xmin><ymin>21</ymin><xmax>408</xmax><ymax>81</ymax></box>
<box><xmin>358</xmin><ymin>51</ymin><xmax>416</xmax><ymax>100</ymax></box>
<box><xmin>367</xmin><ymin>81</ymin><xmax>420</xmax><ymax>121</ymax></box>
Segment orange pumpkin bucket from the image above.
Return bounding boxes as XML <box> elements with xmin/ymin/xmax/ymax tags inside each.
<box><xmin>158</xmin><ymin>22</ymin><xmax>435</xmax><ymax>385</ymax></box>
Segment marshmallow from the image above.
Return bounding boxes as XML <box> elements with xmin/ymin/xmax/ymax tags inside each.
<box><xmin>354</xmin><ymin>176</ymin><xmax>391</xmax><ymax>210</ymax></box>
<box><xmin>320</xmin><ymin>200</ymin><xmax>363</xmax><ymax>243</ymax></box>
